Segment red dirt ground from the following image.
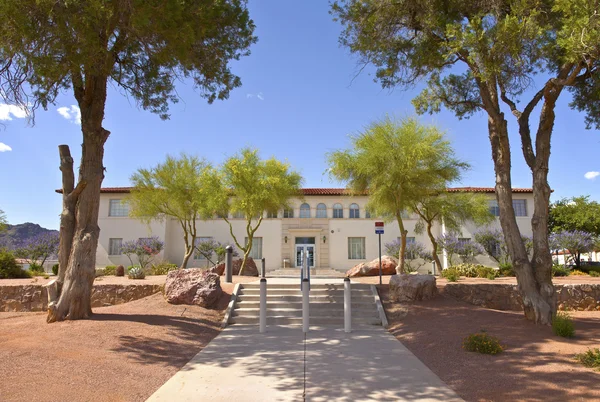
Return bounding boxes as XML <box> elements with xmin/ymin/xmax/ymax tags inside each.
<box><xmin>379</xmin><ymin>285</ymin><xmax>600</xmax><ymax>402</ymax></box>
<box><xmin>0</xmin><ymin>276</ymin><xmax>256</xmax><ymax>402</ymax></box>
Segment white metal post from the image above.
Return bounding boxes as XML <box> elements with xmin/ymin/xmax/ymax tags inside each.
<box><xmin>302</xmin><ymin>278</ymin><xmax>309</xmax><ymax>333</ymax></box>
<box><xmin>344</xmin><ymin>277</ymin><xmax>351</xmax><ymax>333</ymax></box>
<box><xmin>259</xmin><ymin>278</ymin><xmax>267</xmax><ymax>333</ymax></box>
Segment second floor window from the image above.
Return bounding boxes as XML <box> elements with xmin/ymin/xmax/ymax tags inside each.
<box><xmin>488</xmin><ymin>200</ymin><xmax>500</xmax><ymax>217</ymax></box>
<box><xmin>266</xmin><ymin>210</ymin><xmax>278</xmax><ymax>219</ymax></box>
<box><xmin>489</xmin><ymin>199</ymin><xmax>528</xmax><ymax>217</ymax></box>
<box><xmin>349</xmin><ymin>203</ymin><xmax>360</xmax><ymax>218</ymax></box>
<box><xmin>333</xmin><ymin>203</ymin><xmax>343</xmax><ymax>219</ymax></box>
<box><xmin>300</xmin><ymin>203</ymin><xmax>310</xmax><ymax>218</ymax></box>
<box><xmin>109</xmin><ymin>199</ymin><xmax>129</xmax><ymax>217</ymax></box>
<box><xmin>316</xmin><ymin>203</ymin><xmax>327</xmax><ymax>218</ymax></box>
<box><xmin>283</xmin><ymin>208</ymin><xmax>294</xmax><ymax>218</ymax></box>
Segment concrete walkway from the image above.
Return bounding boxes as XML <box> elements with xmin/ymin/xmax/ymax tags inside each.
<box><xmin>147</xmin><ymin>325</ymin><xmax>462</xmax><ymax>401</ymax></box>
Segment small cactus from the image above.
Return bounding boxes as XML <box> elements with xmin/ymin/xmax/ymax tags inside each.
<box><xmin>115</xmin><ymin>265</ymin><xmax>125</xmax><ymax>277</ymax></box>
<box><xmin>128</xmin><ymin>266</ymin><xmax>146</xmax><ymax>280</ymax></box>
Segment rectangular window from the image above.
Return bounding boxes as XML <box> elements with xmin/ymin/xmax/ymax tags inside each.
<box><xmin>333</xmin><ymin>207</ymin><xmax>344</xmax><ymax>219</ymax></box>
<box><xmin>488</xmin><ymin>200</ymin><xmax>500</xmax><ymax>217</ymax></box>
<box><xmin>283</xmin><ymin>208</ymin><xmax>294</xmax><ymax>218</ymax></box>
<box><xmin>365</xmin><ymin>210</ymin><xmax>371</xmax><ymax>219</ymax></box>
<box><xmin>109</xmin><ymin>199</ymin><xmax>129</xmax><ymax>217</ymax></box>
<box><xmin>194</xmin><ymin>236</ymin><xmax>213</xmax><ymax>260</ymax></box>
<box><xmin>458</xmin><ymin>238</ymin><xmax>471</xmax><ymax>246</ymax></box>
<box><xmin>231</xmin><ymin>211</ymin><xmax>245</xmax><ymax>219</ymax></box>
<box><xmin>348</xmin><ymin>237</ymin><xmax>366</xmax><ymax>260</ymax></box>
<box><xmin>266</xmin><ymin>210</ymin><xmax>278</xmax><ymax>219</ymax></box>
<box><xmin>245</xmin><ymin>237</ymin><xmax>263</xmax><ymax>260</ymax></box>
<box><xmin>108</xmin><ymin>238</ymin><xmax>122</xmax><ymax>256</ymax></box>
<box><xmin>513</xmin><ymin>199</ymin><xmax>527</xmax><ymax>216</ymax></box>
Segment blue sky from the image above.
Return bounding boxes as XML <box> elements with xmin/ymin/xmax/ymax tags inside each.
<box><xmin>0</xmin><ymin>1</ymin><xmax>598</xmax><ymax>230</ymax></box>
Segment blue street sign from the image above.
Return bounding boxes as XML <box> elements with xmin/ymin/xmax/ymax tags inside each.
<box><xmin>375</xmin><ymin>229</ymin><xmax>384</xmax><ymax>234</ymax></box>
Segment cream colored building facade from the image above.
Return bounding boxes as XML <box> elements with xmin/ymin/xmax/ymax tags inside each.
<box><xmin>93</xmin><ymin>187</ymin><xmax>535</xmax><ymax>273</ymax></box>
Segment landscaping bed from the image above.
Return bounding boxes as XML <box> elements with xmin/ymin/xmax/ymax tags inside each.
<box><xmin>379</xmin><ymin>285</ymin><xmax>600</xmax><ymax>401</ymax></box>
<box><xmin>0</xmin><ymin>276</ymin><xmax>256</xmax><ymax>402</ymax></box>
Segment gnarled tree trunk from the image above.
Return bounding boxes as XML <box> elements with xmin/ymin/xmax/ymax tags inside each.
<box><xmin>425</xmin><ymin>221</ymin><xmax>443</xmax><ymax>273</ymax></box>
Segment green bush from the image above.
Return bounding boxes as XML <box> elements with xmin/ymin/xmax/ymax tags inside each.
<box><xmin>0</xmin><ymin>250</ymin><xmax>31</xmax><ymax>279</ymax></box>
<box><xmin>575</xmin><ymin>348</ymin><xmax>600</xmax><ymax>371</ymax></box>
<box><xmin>451</xmin><ymin>263</ymin><xmax>497</xmax><ymax>278</ymax></box>
<box><xmin>150</xmin><ymin>261</ymin><xmax>178</xmax><ymax>275</ymax></box>
<box><xmin>552</xmin><ymin>264</ymin><xmax>570</xmax><ymax>277</ymax></box>
<box><xmin>486</xmin><ymin>273</ymin><xmax>496</xmax><ymax>280</ymax></box>
<box><xmin>463</xmin><ymin>332</ymin><xmax>503</xmax><ymax>355</ymax></box>
<box><xmin>441</xmin><ymin>267</ymin><xmax>460</xmax><ymax>282</ymax></box>
<box><xmin>590</xmin><ymin>271</ymin><xmax>600</xmax><ymax>277</ymax></box>
<box><xmin>552</xmin><ymin>311</ymin><xmax>575</xmax><ymax>338</ymax></box>
<box><xmin>498</xmin><ymin>262</ymin><xmax>515</xmax><ymax>276</ymax></box>
<box><xmin>95</xmin><ymin>268</ymin><xmax>105</xmax><ymax>277</ymax></box>
<box><xmin>104</xmin><ymin>265</ymin><xmax>117</xmax><ymax>276</ymax></box>
<box><xmin>128</xmin><ymin>266</ymin><xmax>146</xmax><ymax>280</ymax></box>
<box><xmin>29</xmin><ymin>262</ymin><xmax>45</xmax><ymax>273</ymax></box>
<box><xmin>52</xmin><ymin>264</ymin><xmax>59</xmax><ymax>275</ymax></box>
<box><xmin>476</xmin><ymin>266</ymin><xmax>498</xmax><ymax>279</ymax></box>
<box><xmin>579</xmin><ymin>265</ymin><xmax>600</xmax><ymax>275</ymax></box>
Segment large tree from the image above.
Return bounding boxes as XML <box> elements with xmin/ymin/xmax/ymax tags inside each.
<box><xmin>214</xmin><ymin>148</ymin><xmax>303</xmax><ymax>275</ymax></box>
<box><xmin>0</xmin><ymin>0</ymin><xmax>256</xmax><ymax>322</ymax></box>
<box><xmin>0</xmin><ymin>209</ymin><xmax>6</xmax><ymax>233</ymax></box>
<box><xmin>328</xmin><ymin>116</ymin><xmax>467</xmax><ymax>273</ymax></box>
<box><xmin>331</xmin><ymin>0</ymin><xmax>600</xmax><ymax>324</ymax></box>
<box><xmin>550</xmin><ymin>196</ymin><xmax>600</xmax><ymax>237</ymax></box>
<box><xmin>129</xmin><ymin>154</ymin><xmax>220</xmax><ymax>269</ymax></box>
<box><xmin>412</xmin><ymin>192</ymin><xmax>494</xmax><ymax>270</ymax></box>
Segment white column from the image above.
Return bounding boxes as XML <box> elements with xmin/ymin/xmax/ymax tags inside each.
<box><xmin>441</xmin><ymin>218</ymin><xmax>448</xmax><ymax>270</ymax></box>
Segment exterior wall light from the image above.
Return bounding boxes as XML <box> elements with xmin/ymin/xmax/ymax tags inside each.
<box><xmin>323</xmin><ymin>235</ymin><xmax>327</xmax><ymax>244</ymax></box>
<box><xmin>284</xmin><ymin>236</ymin><xmax>288</xmax><ymax>243</ymax></box>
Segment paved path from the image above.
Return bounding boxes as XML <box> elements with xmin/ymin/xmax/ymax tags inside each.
<box><xmin>147</xmin><ymin>325</ymin><xmax>462</xmax><ymax>402</ymax></box>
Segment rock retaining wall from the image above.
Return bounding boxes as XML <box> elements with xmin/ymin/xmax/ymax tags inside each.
<box><xmin>443</xmin><ymin>283</ymin><xmax>600</xmax><ymax>311</ymax></box>
<box><xmin>0</xmin><ymin>284</ymin><xmax>164</xmax><ymax>312</ymax></box>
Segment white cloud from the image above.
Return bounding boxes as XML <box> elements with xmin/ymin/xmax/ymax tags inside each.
<box><xmin>256</xmin><ymin>92</ymin><xmax>264</xmax><ymax>101</ymax></box>
<box><xmin>0</xmin><ymin>143</ymin><xmax>12</xmax><ymax>152</ymax></box>
<box><xmin>246</xmin><ymin>93</ymin><xmax>254</xmax><ymax>98</ymax></box>
<box><xmin>584</xmin><ymin>171</ymin><xmax>600</xmax><ymax>180</ymax></box>
<box><xmin>57</xmin><ymin>105</ymin><xmax>81</xmax><ymax>124</ymax></box>
<box><xmin>0</xmin><ymin>104</ymin><xmax>27</xmax><ymax>121</ymax></box>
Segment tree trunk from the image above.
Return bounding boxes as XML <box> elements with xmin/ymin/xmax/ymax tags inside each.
<box><xmin>47</xmin><ymin>75</ymin><xmax>110</xmax><ymax>323</ymax></box>
<box><xmin>239</xmin><ymin>248</ymin><xmax>251</xmax><ymax>275</ymax></box>
<box><xmin>181</xmin><ymin>245</ymin><xmax>194</xmax><ymax>269</ymax></box>
<box><xmin>489</xmin><ymin>116</ymin><xmax>553</xmax><ymax>325</ymax></box>
<box><xmin>426</xmin><ymin>222</ymin><xmax>443</xmax><ymax>274</ymax></box>
<box><xmin>395</xmin><ymin>214</ymin><xmax>407</xmax><ymax>274</ymax></box>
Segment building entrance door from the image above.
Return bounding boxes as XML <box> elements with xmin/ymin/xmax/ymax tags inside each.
<box><xmin>295</xmin><ymin>237</ymin><xmax>316</xmax><ymax>268</ymax></box>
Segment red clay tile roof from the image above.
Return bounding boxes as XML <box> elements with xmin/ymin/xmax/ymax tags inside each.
<box><xmin>57</xmin><ymin>186</ymin><xmax>534</xmax><ymax>194</ymax></box>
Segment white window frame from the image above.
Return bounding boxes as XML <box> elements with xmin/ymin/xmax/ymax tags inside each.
<box><xmin>108</xmin><ymin>238</ymin><xmax>123</xmax><ymax>256</ymax></box>
<box><xmin>333</xmin><ymin>203</ymin><xmax>344</xmax><ymax>219</ymax></box>
<box><xmin>245</xmin><ymin>237</ymin><xmax>263</xmax><ymax>260</ymax></box>
<box><xmin>283</xmin><ymin>208</ymin><xmax>294</xmax><ymax>218</ymax></box>
<box><xmin>489</xmin><ymin>200</ymin><xmax>500</xmax><ymax>217</ymax></box>
<box><xmin>299</xmin><ymin>203</ymin><xmax>310</xmax><ymax>218</ymax></box>
<box><xmin>349</xmin><ymin>203</ymin><xmax>360</xmax><ymax>219</ymax></box>
<box><xmin>266</xmin><ymin>210</ymin><xmax>278</xmax><ymax>219</ymax></box>
<box><xmin>513</xmin><ymin>199</ymin><xmax>527</xmax><ymax>216</ymax></box>
<box><xmin>348</xmin><ymin>237</ymin><xmax>366</xmax><ymax>260</ymax></box>
<box><xmin>316</xmin><ymin>203</ymin><xmax>327</xmax><ymax>218</ymax></box>
<box><xmin>108</xmin><ymin>199</ymin><xmax>129</xmax><ymax>217</ymax></box>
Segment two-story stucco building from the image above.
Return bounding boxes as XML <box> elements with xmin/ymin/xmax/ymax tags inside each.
<box><xmin>85</xmin><ymin>186</ymin><xmax>535</xmax><ymax>273</ymax></box>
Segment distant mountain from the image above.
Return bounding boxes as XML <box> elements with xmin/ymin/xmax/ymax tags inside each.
<box><xmin>0</xmin><ymin>223</ymin><xmax>59</xmax><ymax>249</ymax></box>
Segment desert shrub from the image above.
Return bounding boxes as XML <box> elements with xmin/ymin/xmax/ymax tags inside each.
<box><xmin>0</xmin><ymin>250</ymin><xmax>31</xmax><ymax>279</ymax></box>
<box><xmin>486</xmin><ymin>273</ymin><xmax>496</xmax><ymax>280</ymax></box>
<box><xmin>575</xmin><ymin>348</ymin><xmax>600</xmax><ymax>371</ymax></box>
<box><xmin>498</xmin><ymin>262</ymin><xmax>515</xmax><ymax>276</ymax></box>
<box><xmin>29</xmin><ymin>262</ymin><xmax>44</xmax><ymax>273</ymax></box>
<box><xmin>150</xmin><ymin>261</ymin><xmax>178</xmax><ymax>275</ymax></box>
<box><xmin>52</xmin><ymin>263</ymin><xmax>59</xmax><ymax>275</ymax></box>
<box><xmin>95</xmin><ymin>268</ymin><xmax>105</xmax><ymax>277</ymax></box>
<box><xmin>103</xmin><ymin>265</ymin><xmax>117</xmax><ymax>275</ymax></box>
<box><xmin>570</xmin><ymin>269</ymin><xmax>588</xmax><ymax>276</ymax></box>
<box><xmin>552</xmin><ymin>312</ymin><xmax>575</xmax><ymax>338</ymax></box>
<box><xmin>590</xmin><ymin>271</ymin><xmax>600</xmax><ymax>277</ymax></box>
<box><xmin>552</xmin><ymin>264</ymin><xmax>570</xmax><ymax>277</ymax></box>
<box><xmin>475</xmin><ymin>266</ymin><xmax>498</xmax><ymax>279</ymax></box>
<box><xmin>441</xmin><ymin>267</ymin><xmax>460</xmax><ymax>282</ymax></box>
<box><xmin>115</xmin><ymin>265</ymin><xmax>125</xmax><ymax>276</ymax></box>
<box><xmin>463</xmin><ymin>332</ymin><xmax>503</xmax><ymax>355</ymax></box>
<box><xmin>579</xmin><ymin>264</ymin><xmax>600</xmax><ymax>275</ymax></box>
<box><xmin>451</xmin><ymin>263</ymin><xmax>497</xmax><ymax>278</ymax></box>
<box><xmin>128</xmin><ymin>266</ymin><xmax>146</xmax><ymax>280</ymax></box>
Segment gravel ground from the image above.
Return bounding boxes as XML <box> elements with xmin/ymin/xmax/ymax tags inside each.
<box><xmin>0</xmin><ymin>277</ymin><xmax>254</xmax><ymax>402</ymax></box>
<box><xmin>379</xmin><ymin>286</ymin><xmax>600</xmax><ymax>402</ymax></box>
<box><xmin>351</xmin><ymin>274</ymin><xmax>600</xmax><ymax>285</ymax></box>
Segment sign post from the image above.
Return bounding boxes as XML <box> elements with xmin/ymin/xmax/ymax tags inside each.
<box><xmin>375</xmin><ymin>222</ymin><xmax>384</xmax><ymax>285</ymax></box>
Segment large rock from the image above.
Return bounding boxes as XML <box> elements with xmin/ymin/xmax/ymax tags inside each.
<box><xmin>346</xmin><ymin>255</ymin><xmax>397</xmax><ymax>277</ymax></box>
<box><xmin>389</xmin><ymin>274</ymin><xmax>437</xmax><ymax>302</ymax></box>
<box><xmin>164</xmin><ymin>269</ymin><xmax>223</xmax><ymax>308</ymax></box>
<box><xmin>211</xmin><ymin>257</ymin><xmax>258</xmax><ymax>276</ymax></box>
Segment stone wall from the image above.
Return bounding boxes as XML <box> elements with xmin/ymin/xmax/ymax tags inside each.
<box><xmin>0</xmin><ymin>284</ymin><xmax>164</xmax><ymax>312</ymax></box>
<box><xmin>443</xmin><ymin>283</ymin><xmax>600</xmax><ymax>311</ymax></box>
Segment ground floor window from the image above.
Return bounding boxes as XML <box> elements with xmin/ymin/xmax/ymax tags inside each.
<box><xmin>348</xmin><ymin>237</ymin><xmax>366</xmax><ymax>259</ymax></box>
<box><xmin>194</xmin><ymin>236</ymin><xmax>213</xmax><ymax>260</ymax></box>
<box><xmin>245</xmin><ymin>237</ymin><xmax>263</xmax><ymax>260</ymax></box>
<box><xmin>108</xmin><ymin>238</ymin><xmax>123</xmax><ymax>256</ymax></box>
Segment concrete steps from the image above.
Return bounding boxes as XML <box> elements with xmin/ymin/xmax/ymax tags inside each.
<box><xmin>267</xmin><ymin>268</ymin><xmax>345</xmax><ymax>278</ymax></box>
<box><xmin>229</xmin><ymin>282</ymin><xmax>382</xmax><ymax>326</ymax></box>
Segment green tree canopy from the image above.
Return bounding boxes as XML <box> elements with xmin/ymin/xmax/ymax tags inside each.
<box><xmin>0</xmin><ymin>0</ymin><xmax>256</xmax><ymax>322</ymax></box>
<box><xmin>550</xmin><ymin>196</ymin><xmax>600</xmax><ymax>236</ymax></box>
<box><xmin>328</xmin><ymin>116</ymin><xmax>468</xmax><ymax>273</ymax></box>
<box><xmin>330</xmin><ymin>0</ymin><xmax>600</xmax><ymax>324</ymax></box>
<box><xmin>214</xmin><ymin>148</ymin><xmax>303</xmax><ymax>274</ymax></box>
<box><xmin>129</xmin><ymin>154</ymin><xmax>221</xmax><ymax>269</ymax></box>
<box><xmin>0</xmin><ymin>209</ymin><xmax>6</xmax><ymax>233</ymax></box>
<box><xmin>412</xmin><ymin>192</ymin><xmax>494</xmax><ymax>270</ymax></box>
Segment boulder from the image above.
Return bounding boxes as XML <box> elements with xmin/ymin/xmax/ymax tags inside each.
<box><xmin>211</xmin><ymin>257</ymin><xmax>258</xmax><ymax>276</ymax></box>
<box><xmin>164</xmin><ymin>269</ymin><xmax>223</xmax><ymax>308</ymax></box>
<box><xmin>346</xmin><ymin>255</ymin><xmax>397</xmax><ymax>277</ymax></box>
<box><xmin>389</xmin><ymin>274</ymin><xmax>437</xmax><ymax>302</ymax></box>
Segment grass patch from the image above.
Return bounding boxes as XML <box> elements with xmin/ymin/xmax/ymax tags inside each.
<box><xmin>553</xmin><ymin>311</ymin><xmax>575</xmax><ymax>338</ymax></box>
<box><xmin>575</xmin><ymin>348</ymin><xmax>600</xmax><ymax>371</ymax></box>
